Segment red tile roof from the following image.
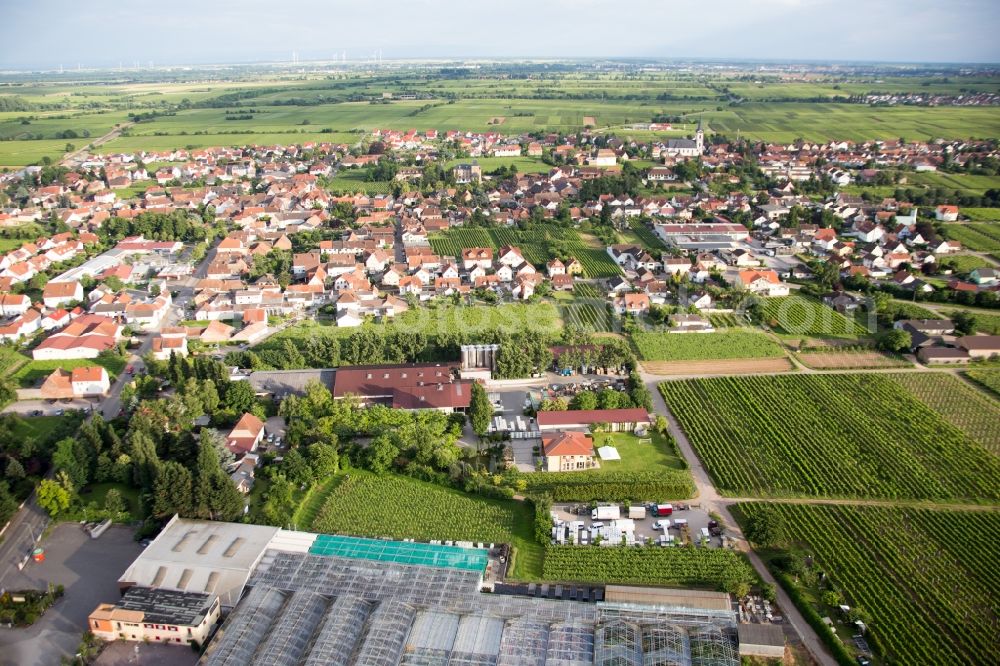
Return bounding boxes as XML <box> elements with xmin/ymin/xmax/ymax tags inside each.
<box><xmin>542</xmin><ymin>431</ymin><xmax>595</xmax><ymax>457</ymax></box>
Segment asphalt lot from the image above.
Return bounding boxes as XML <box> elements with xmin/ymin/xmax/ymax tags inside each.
<box><xmin>0</xmin><ymin>524</ymin><xmax>142</xmax><ymax>666</ymax></box>
<box><xmin>95</xmin><ymin>641</ymin><xmax>199</xmax><ymax>666</ymax></box>
<box><xmin>2</xmin><ymin>398</ymin><xmax>97</xmax><ymax>417</ymax></box>
<box><xmin>551</xmin><ymin>502</ymin><xmax>725</xmax><ymax>548</ymax></box>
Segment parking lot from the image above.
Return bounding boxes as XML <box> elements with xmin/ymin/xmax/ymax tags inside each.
<box><xmin>2</xmin><ymin>398</ymin><xmax>97</xmax><ymax>417</ymax></box>
<box><xmin>550</xmin><ymin>502</ymin><xmax>728</xmax><ymax>548</ymax></box>
<box><xmin>0</xmin><ymin>523</ymin><xmax>143</xmax><ymax>666</ymax></box>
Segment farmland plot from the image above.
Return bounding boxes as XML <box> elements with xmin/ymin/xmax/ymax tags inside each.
<box><xmin>738</xmin><ymin>503</ymin><xmax>1000</xmax><ymax>666</ymax></box>
<box><xmin>543</xmin><ymin>546</ymin><xmax>756</xmax><ymax>592</ymax></box>
<box><xmin>659</xmin><ymin>374</ymin><xmax>1000</xmax><ymax>500</ymax></box>
<box><xmin>762</xmin><ymin>296</ymin><xmax>866</xmax><ymax>339</ymax></box>
<box><xmin>632</xmin><ymin>330</ymin><xmax>785</xmax><ymax>361</ymax></box>
<box><xmin>889</xmin><ymin>372</ymin><xmax>1000</xmax><ymax>454</ymax></box>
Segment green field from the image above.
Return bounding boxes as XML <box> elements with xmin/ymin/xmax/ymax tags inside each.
<box><xmin>11</xmin><ymin>355</ymin><xmax>127</xmax><ymax>388</ymax></box>
<box><xmin>10</xmin><ymin>414</ymin><xmax>74</xmax><ymax>444</ymax></box>
<box><xmin>943</xmin><ymin>254</ymin><xmax>994</xmax><ymax>274</ymax></box>
<box><xmin>560</xmin><ymin>301</ymin><xmax>616</xmax><ymax>333</ymax></box>
<box><xmin>966</xmin><ymin>369</ymin><xmax>1000</xmax><ymax>397</ymax></box>
<box><xmin>428</xmin><ymin>226</ymin><xmax>621</xmax><ymax>278</ymax></box>
<box><xmin>889</xmin><ymin>372</ymin><xmax>1000</xmax><ymax>454</ymax></box>
<box><xmin>762</xmin><ymin>296</ymin><xmax>867</xmax><ymax>339</ymax></box>
<box><xmin>325</xmin><ymin>170</ymin><xmax>393</xmax><ymax>194</ymax></box>
<box><xmin>632</xmin><ymin>329</ymin><xmax>785</xmax><ymax>361</ymax></box>
<box><xmin>963</xmin><ymin>207</ymin><xmax>1000</xmax><ymax>222</ymax></box>
<box><xmin>2</xmin><ymin>68</ymin><xmax>999</xmax><ymax>167</ymax></box>
<box><xmin>443</xmin><ymin>156</ymin><xmax>550</xmax><ymax>174</ymax></box>
<box><xmin>542</xmin><ymin>546</ymin><xmax>756</xmax><ymax>592</ymax></box>
<box><xmin>942</xmin><ymin>223</ymin><xmax>1000</xmax><ymax>252</ymax></box>
<box><xmin>659</xmin><ymin>373</ymin><xmax>1000</xmax><ymax>500</ymax></box>
<box><xmin>308</xmin><ymin>470</ymin><xmax>542</xmax><ymax>579</ymax></box>
<box><xmin>389</xmin><ymin>302</ymin><xmax>562</xmax><ymax>337</ymax></box>
<box><xmin>738</xmin><ymin>503</ymin><xmax>1000</xmax><ymax>666</ymax></box>
<box><xmin>939</xmin><ymin>309</ymin><xmax>1000</xmax><ymax>335</ymax></box>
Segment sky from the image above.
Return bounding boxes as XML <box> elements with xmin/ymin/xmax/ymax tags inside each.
<box><xmin>1</xmin><ymin>0</ymin><xmax>999</xmax><ymax>69</ymax></box>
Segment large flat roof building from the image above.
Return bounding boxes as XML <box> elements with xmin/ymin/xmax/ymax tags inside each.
<box><xmin>332</xmin><ymin>362</ymin><xmax>472</xmax><ymax>412</ymax></box>
<box><xmin>118</xmin><ymin>515</ymin><xmax>280</xmax><ymax>608</ymax></box>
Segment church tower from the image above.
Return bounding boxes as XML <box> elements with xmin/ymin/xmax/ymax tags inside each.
<box><xmin>695</xmin><ymin>117</ymin><xmax>704</xmax><ymax>152</ymax></box>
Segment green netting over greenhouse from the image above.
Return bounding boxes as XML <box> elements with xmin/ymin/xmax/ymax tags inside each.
<box><xmin>308</xmin><ymin>534</ymin><xmax>489</xmax><ymax>572</ymax></box>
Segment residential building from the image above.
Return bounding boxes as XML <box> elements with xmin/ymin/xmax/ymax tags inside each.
<box><xmin>542</xmin><ymin>431</ymin><xmax>597</xmax><ymax>472</ymax></box>
<box><xmin>42</xmin><ymin>281</ymin><xmax>83</xmax><ymax>309</ymax></box>
<box><xmin>226</xmin><ymin>412</ymin><xmax>265</xmax><ymax>456</ymax></box>
<box><xmin>89</xmin><ymin>587</ymin><xmax>220</xmax><ymax>647</ymax></box>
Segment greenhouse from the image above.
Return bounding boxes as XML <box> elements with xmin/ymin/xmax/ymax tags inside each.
<box><xmin>202</xmin><ymin>551</ymin><xmax>739</xmax><ymax>666</ymax></box>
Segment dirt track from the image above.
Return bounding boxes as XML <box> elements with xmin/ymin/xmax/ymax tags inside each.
<box><xmin>641</xmin><ymin>357</ymin><xmax>794</xmax><ymax>375</ymax></box>
<box><xmin>797</xmin><ymin>351</ymin><xmax>909</xmax><ymax>369</ymax></box>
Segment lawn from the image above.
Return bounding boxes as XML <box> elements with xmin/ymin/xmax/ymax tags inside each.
<box><xmin>588</xmin><ymin>431</ymin><xmax>686</xmax><ymax>473</ymax></box>
<box><xmin>76</xmin><ymin>482</ymin><xmax>143</xmax><ymax>522</ymax></box>
<box><xmin>308</xmin><ymin>470</ymin><xmax>543</xmax><ymax>579</ymax></box>
<box><xmin>10</xmin><ymin>414</ymin><xmax>76</xmax><ymax>444</ymax></box>
<box><xmin>631</xmin><ymin>329</ymin><xmax>786</xmax><ymax>361</ymax></box>
<box><xmin>659</xmin><ymin>373</ymin><xmax>1000</xmax><ymax>501</ymax></box>
<box><xmin>943</xmin><ymin>254</ymin><xmax>994</xmax><ymax>274</ymax></box>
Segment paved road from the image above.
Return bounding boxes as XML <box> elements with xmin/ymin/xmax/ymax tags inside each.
<box><xmin>0</xmin><ymin>496</ymin><xmax>49</xmax><ymax>591</ymax></box>
<box><xmin>60</xmin><ymin>122</ymin><xmax>133</xmax><ymax>168</ymax></box>
<box><xmin>0</xmin><ymin>524</ymin><xmax>142</xmax><ymax>666</ymax></box>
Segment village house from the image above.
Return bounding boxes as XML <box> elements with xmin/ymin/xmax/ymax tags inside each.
<box><xmin>225</xmin><ymin>412</ymin><xmax>265</xmax><ymax>456</ymax></box>
<box><xmin>39</xmin><ymin>366</ymin><xmax>111</xmax><ymax>398</ymax></box>
<box><xmin>42</xmin><ymin>281</ymin><xmax>83</xmax><ymax>309</ymax></box>
<box><xmin>541</xmin><ymin>431</ymin><xmax>597</xmax><ymax>472</ymax></box>
<box><xmin>735</xmin><ymin>269</ymin><xmax>790</xmax><ymax>297</ymax></box>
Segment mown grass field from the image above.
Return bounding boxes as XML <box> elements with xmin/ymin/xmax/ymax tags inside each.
<box><xmin>660</xmin><ymin>373</ymin><xmax>1000</xmax><ymax>500</ymax></box>
<box><xmin>309</xmin><ymin>470</ymin><xmax>543</xmax><ymax>579</ymax></box>
<box><xmin>738</xmin><ymin>503</ymin><xmax>1000</xmax><ymax>666</ymax></box>
<box><xmin>632</xmin><ymin>329</ymin><xmax>785</xmax><ymax>361</ymax></box>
